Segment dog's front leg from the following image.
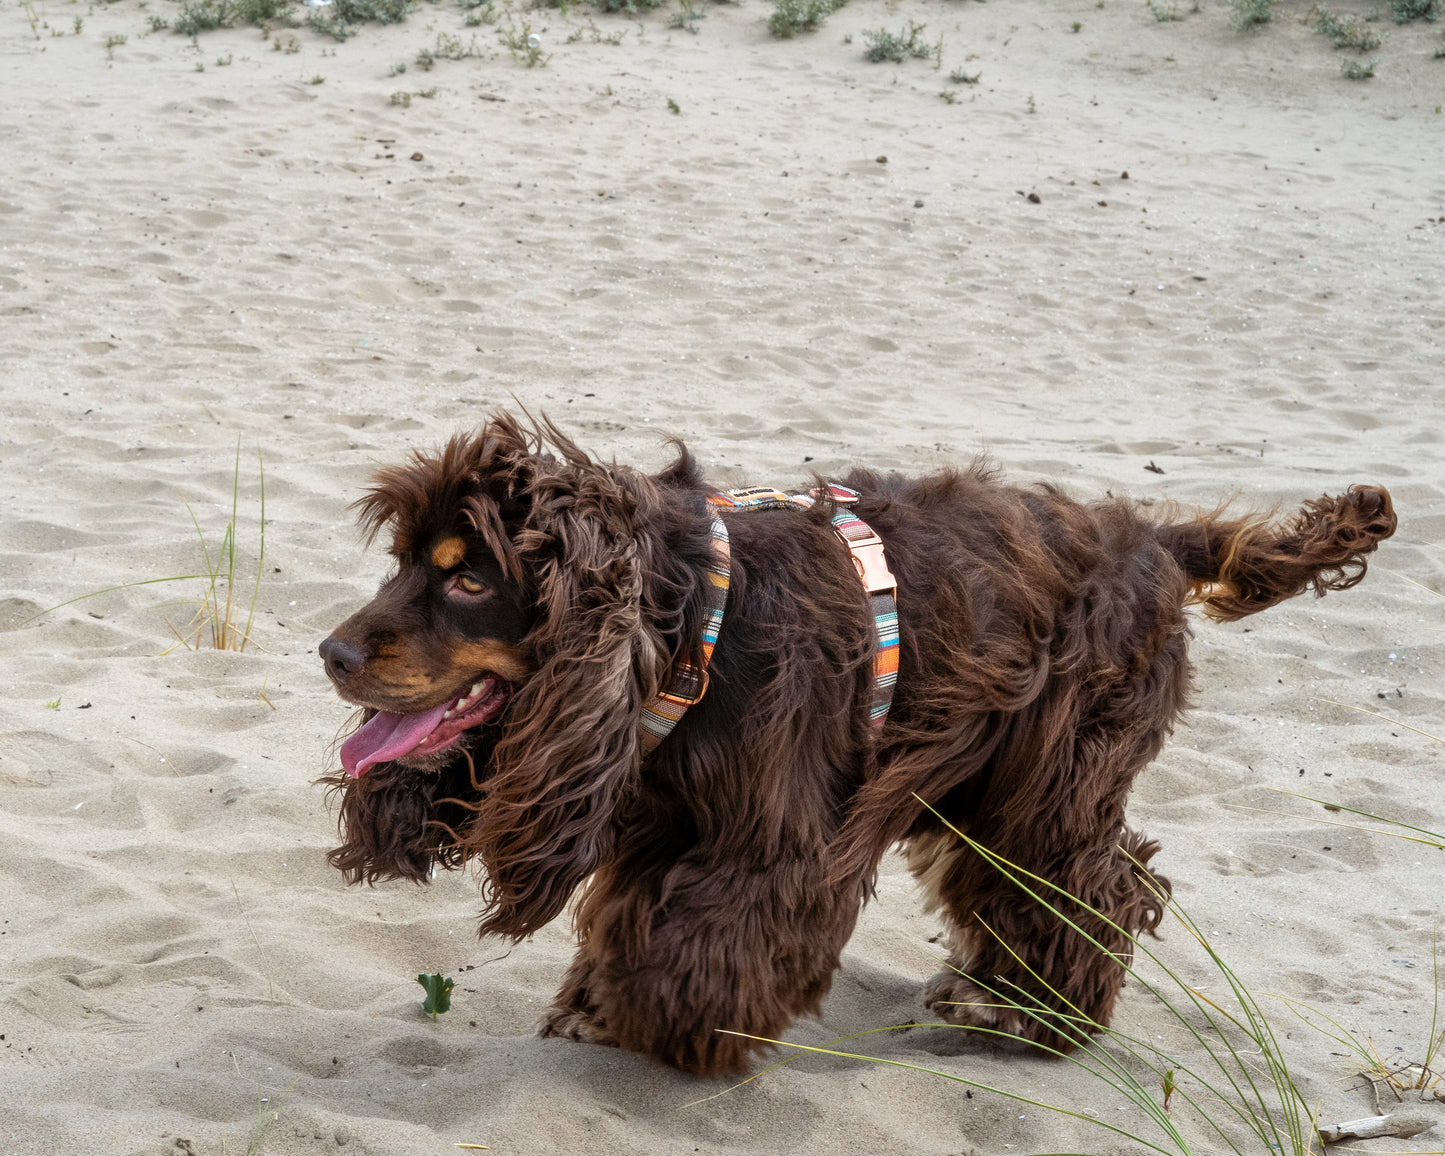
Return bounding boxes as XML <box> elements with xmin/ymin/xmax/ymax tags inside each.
<box><xmin>538</xmin><ymin>951</ymin><xmax>620</xmax><ymax>1048</ymax></box>
<box><xmin>538</xmin><ymin>856</ymin><xmax>862</xmax><ymax>1076</ymax></box>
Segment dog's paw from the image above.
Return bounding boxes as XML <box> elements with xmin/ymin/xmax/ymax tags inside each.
<box><xmin>921</xmin><ymin>971</ymin><xmax>1028</xmax><ymax>1038</ymax></box>
<box><xmin>537</xmin><ymin>1005</ymin><xmax>620</xmax><ymax>1048</ymax></box>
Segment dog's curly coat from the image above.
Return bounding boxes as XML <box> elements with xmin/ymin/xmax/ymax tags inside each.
<box><xmin>319</xmin><ymin>415</ymin><xmax>1395</xmax><ymax>1076</ymax></box>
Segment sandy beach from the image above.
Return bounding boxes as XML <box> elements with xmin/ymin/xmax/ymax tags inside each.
<box><xmin>1</xmin><ymin>0</ymin><xmax>1443</xmax><ymax>1151</ymax></box>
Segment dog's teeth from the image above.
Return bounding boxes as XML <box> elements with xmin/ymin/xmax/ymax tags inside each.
<box><xmin>470</xmin><ymin>681</ymin><xmax>484</xmax><ymax>696</ymax></box>
<box><xmin>442</xmin><ymin>711</ymin><xmax>453</xmax><ymax>720</ymax></box>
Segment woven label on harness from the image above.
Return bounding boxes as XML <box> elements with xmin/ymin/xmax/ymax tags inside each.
<box><xmin>639</xmin><ymin>513</ymin><xmax>730</xmax><ymax>755</ymax></box>
<box><xmin>707</xmin><ymin>486</ymin><xmax>794</xmax><ymax>512</ymax></box>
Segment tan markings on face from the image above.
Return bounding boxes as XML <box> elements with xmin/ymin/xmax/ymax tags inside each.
<box><xmin>449</xmin><ymin>640</ymin><xmax>534</xmax><ymax>684</ymax></box>
<box><xmin>338</xmin><ymin>633</ymin><xmax>532</xmax><ymax>712</ymax></box>
<box><xmin>431</xmin><ymin>536</ymin><xmax>468</xmax><ymax>571</ymax></box>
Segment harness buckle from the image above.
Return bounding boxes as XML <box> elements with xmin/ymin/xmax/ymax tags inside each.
<box><xmin>657</xmin><ymin>663</ymin><xmax>710</xmax><ymax>707</ymax></box>
<box><xmin>847</xmin><ymin>535</ymin><xmax>897</xmax><ymax>595</ymax></box>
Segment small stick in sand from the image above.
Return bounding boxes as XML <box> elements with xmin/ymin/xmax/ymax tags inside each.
<box><xmin>1317</xmin><ymin>1111</ymin><xmax>1436</xmax><ymax>1143</ymax></box>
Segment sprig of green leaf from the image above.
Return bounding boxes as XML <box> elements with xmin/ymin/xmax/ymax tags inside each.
<box><xmin>417</xmin><ymin>972</ymin><xmax>455</xmax><ymax>1020</ymax></box>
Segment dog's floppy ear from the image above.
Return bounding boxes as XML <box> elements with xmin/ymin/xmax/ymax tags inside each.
<box><xmin>466</xmin><ymin>436</ymin><xmax>662</xmax><ymax>940</ymax></box>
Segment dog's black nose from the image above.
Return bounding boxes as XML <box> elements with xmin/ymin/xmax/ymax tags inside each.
<box><xmin>320</xmin><ymin>637</ymin><xmax>367</xmax><ymax>680</ymax></box>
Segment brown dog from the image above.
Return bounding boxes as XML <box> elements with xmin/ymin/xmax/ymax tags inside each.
<box><xmin>319</xmin><ymin>415</ymin><xmax>1395</xmax><ymax>1075</ymax></box>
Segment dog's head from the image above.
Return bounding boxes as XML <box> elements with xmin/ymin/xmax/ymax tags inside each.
<box><xmin>320</xmin><ymin>415</ymin><xmax>693</xmax><ymax>939</ymax></box>
<box><xmin>320</xmin><ymin>431</ymin><xmax>535</xmax><ymax>780</ymax></box>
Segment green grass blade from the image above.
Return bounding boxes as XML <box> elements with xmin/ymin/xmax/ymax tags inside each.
<box><xmin>1270</xmin><ymin>789</ymin><xmax>1445</xmax><ymax>849</ymax></box>
<box><xmin>21</xmin><ymin>575</ymin><xmax>218</xmax><ymax>624</ymax></box>
<box><xmin>914</xmin><ymin>798</ymin><xmax>1318</xmax><ymax>1152</ymax></box>
<box><xmin>241</xmin><ymin>444</ymin><xmax>266</xmax><ymax>653</ymax></box>
<box><xmin>718</xmin><ymin>1033</ymin><xmax>1185</xmax><ymax>1156</ymax></box>
<box><xmin>1313</xmin><ymin>698</ymin><xmax>1445</xmax><ymax>748</ymax></box>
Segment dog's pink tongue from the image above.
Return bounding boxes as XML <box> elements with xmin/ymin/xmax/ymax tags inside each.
<box><xmin>341</xmin><ymin>704</ymin><xmax>450</xmax><ymax>778</ymax></box>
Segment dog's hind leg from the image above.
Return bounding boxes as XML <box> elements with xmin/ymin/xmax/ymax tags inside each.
<box><xmin>913</xmin><ymin>822</ymin><xmax>1170</xmax><ymax>1049</ymax></box>
<box><xmin>908</xmin><ymin>707</ymin><xmax>1176</xmax><ymax>1052</ymax></box>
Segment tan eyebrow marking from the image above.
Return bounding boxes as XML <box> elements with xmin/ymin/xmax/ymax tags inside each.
<box><xmin>430</xmin><ymin>536</ymin><xmax>468</xmax><ymax>570</ymax></box>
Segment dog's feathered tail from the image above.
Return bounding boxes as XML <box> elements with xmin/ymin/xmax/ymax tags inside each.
<box><xmin>1156</xmin><ymin>484</ymin><xmax>1396</xmax><ymax>622</ymax></box>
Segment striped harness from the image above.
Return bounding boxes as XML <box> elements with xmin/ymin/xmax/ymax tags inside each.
<box><xmin>639</xmin><ymin>483</ymin><xmax>900</xmax><ymax>756</ymax></box>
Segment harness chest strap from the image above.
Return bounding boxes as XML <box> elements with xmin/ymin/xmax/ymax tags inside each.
<box><xmin>638</xmin><ymin>485</ymin><xmax>899</xmax><ymax>755</ymax></box>
<box><xmin>638</xmin><ymin>513</ymin><xmax>731</xmax><ymax>755</ymax></box>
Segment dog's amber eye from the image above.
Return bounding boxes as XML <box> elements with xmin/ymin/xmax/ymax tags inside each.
<box><xmin>456</xmin><ymin>574</ymin><xmax>486</xmax><ymax>595</ymax></box>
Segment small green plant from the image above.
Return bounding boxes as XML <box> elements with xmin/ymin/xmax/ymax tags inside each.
<box><xmin>308</xmin><ymin>11</ymin><xmax>350</xmax><ymax>38</ymax></box>
<box><xmin>669</xmin><ymin>0</ymin><xmax>703</xmax><ymax>32</ymax></box>
<box><xmin>195</xmin><ymin>60</ymin><xmax>206</xmax><ymax>70</ymax></box>
<box><xmin>415</xmin><ymin>46</ymin><xmax>435</xmax><ymax>68</ymax></box>
<box><xmin>333</xmin><ymin>0</ymin><xmax>410</xmax><ymax>21</ymax></box>
<box><xmin>1341</xmin><ymin>55</ymin><xmax>1377</xmax><ymax>77</ymax></box>
<box><xmin>1231</xmin><ymin>0</ymin><xmax>1275</xmax><ymax>28</ymax></box>
<box><xmin>307</xmin><ymin>72</ymin><xmax>326</xmax><ymax>83</ymax></box>
<box><xmin>947</xmin><ymin>65</ymin><xmax>981</xmax><ymax>84</ymax></box>
<box><xmin>175</xmin><ymin>0</ymin><xmax>236</xmax><ymax>35</ymax></box>
<box><xmin>308</xmin><ymin>0</ymin><xmax>410</xmax><ymax>40</ymax></box>
<box><xmin>44</xmin><ymin>697</ymin><xmax>61</xmax><ymax>710</ymax></box>
<box><xmin>1391</xmin><ymin>0</ymin><xmax>1438</xmax><ymax>22</ymax></box>
<box><xmin>565</xmin><ymin>17</ymin><xmax>621</xmax><ymax>42</ymax></box>
<box><xmin>233</xmin><ymin>0</ymin><xmax>288</xmax><ymax>20</ymax></box>
<box><xmin>217</xmin><ymin>51</ymin><xmax>233</xmax><ymax>64</ymax></box>
<box><xmin>1026</xmin><ymin>92</ymin><xmax>1037</xmax><ymax>112</ymax></box>
<box><xmin>768</xmin><ymin>0</ymin><xmax>844</xmax><ymax>39</ymax></box>
<box><xmin>73</xmin><ymin>15</ymin><xmax>83</xmax><ymax>32</ymax></box>
<box><xmin>860</xmin><ymin>20</ymin><xmax>935</xmax><ymax>63</ymax></box>
<box><xmin>389</xmin><ymin>60</ymin><xmax>407</xmax><ymax>74</ymax></box>
<box><xmin>390</xmin><ymin>84</ymin><xmax>438</xmax><ymax>105</ymax></box>
<box><xmin>417</xmin><ymin>973</ymin><xmax>455</xmax><ymax>1020</ymax></box>
<box><xmin>497</xmin><ymin>20</ymin><xmax>548</xmax><ymax>65</ymax></box>
<box><xmin>432</xmin><ymin>30</ymin><xmax>481</xmax><ymax>58</ymax></box>
<box><xmin>939</xmin><ymin>89</ymin><xmax>956</xmax><ymax>103</ymax></box>
<box><xmin>1071</xmin><ymin>19</ymin><xmax>1082</xmax><ymax>30</ymax></box>
<box><xmin>590</xmin><ymin>0</ymin><xmax>666</xmax><ymax>12</ymax></box>
<box><xmin>1311</xmin><ymin>5</ymin><xmax>1381</xmax><ymax>50</ymax></box>
<box><xmin>459</xmin><ymin>0</ymin><xmax>496</xmax><ymax>20</ymax></box>
<box><xmin>1147</xmin><ymin>0</ymin><xmax>1182</xmax><ymax>21</ymax></box>
<box><xmin>243</xmin><ymin>1085</ymin><xmax>283</xmax><ymax>1156</ymax></box>
<box><xmin>666</xmin><ymin>96</ymin><xmax>680</xmax><ymax>113</ymax></box>
<box><xmin>104</xmin><ymin>31</ymin><xmax>126</xmax><ymax>56</ymax></box>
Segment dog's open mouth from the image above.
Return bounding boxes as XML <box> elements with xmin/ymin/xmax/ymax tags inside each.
<box><xmin>340</xmin><ymin>676</ymin><xmax>511</xmax><ymax>778</ymax></box>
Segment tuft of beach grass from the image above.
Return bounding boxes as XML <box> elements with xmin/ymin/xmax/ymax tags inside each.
<box><xmin>26</xmin><ymin>442</ymin><xmax>266</xmax><ymax>655</ymax></box>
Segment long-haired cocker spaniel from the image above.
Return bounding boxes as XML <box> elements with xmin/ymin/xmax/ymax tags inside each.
<box><xmin>319</xmin><ymin>414</ymin><xmax>1395</xmax><ymax>1076</ymax></box>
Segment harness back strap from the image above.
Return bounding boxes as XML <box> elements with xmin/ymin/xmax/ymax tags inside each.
<box><xmin>707</xmin><ymin>483</ymin><xmax>900</xmax><ymax>727</ymax></box>
<box><xmin>787</xmin><ymin>485</ymin><xmax>900</xmax><ymax>728</ymax></box>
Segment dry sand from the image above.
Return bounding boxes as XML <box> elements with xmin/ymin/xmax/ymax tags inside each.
<box><xmin>2</xmin><ymin>0</ymin><xmax>1443</xmax><ymax>1151</ymax></box>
